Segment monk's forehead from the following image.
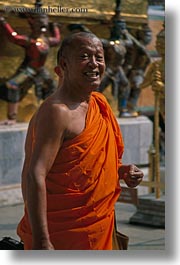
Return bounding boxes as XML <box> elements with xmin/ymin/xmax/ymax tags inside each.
<box><xmin>71</xmin><ymin>36</ymin><xmax>103</xmax><ymax>50</ymax></box>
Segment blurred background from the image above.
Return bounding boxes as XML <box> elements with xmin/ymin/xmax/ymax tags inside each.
<box><xmin>0</xmin><ymin>0</ymin><xmax>165</xmax><ymax>121</ymax></box>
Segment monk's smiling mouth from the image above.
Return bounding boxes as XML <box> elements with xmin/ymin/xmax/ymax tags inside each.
<box><xmin>84</xmin><ymin>71</ymin><xmax>100</xmax><ymax>78</ymax></box>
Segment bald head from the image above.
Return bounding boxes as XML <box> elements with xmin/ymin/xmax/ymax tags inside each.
<box><xmin>57</xmin><ymin>32</ymin><xmax>103</xmax><ymax>64</ymax></box>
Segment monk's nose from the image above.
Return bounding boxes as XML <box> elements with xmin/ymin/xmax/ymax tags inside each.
<box><xmin>88</xmin><ymin>56</ymin><xmax>98</xmax><ymax>68</ymax></box>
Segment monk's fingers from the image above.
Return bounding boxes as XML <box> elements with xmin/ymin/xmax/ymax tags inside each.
<box><xmin>129</xmin><ymin>165</ymin><xmax>142</xmax><ymax>174</ymax></box>
<box><xmin>130</xmin><ymin>171</ymin><xmax>143</xmax><ymax>179</ymax></box>
<box><xmin>129</xmin><ymin>177</ymin><xmax>142</xmax><ymax>187</ymax></box>
<box><xmin>130</xmin><ymin>174</ymin><xmax>143</xmax><ymax>184</ymax></box>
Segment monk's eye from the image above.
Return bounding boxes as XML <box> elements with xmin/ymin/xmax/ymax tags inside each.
<box><xmin>80</xmin><ymin>53</ymin><xmax>89</xmax><ymax>59</ymax></box>
<box><xmin>96</xmin><ymin>55</ymin><xmax>104</xmax><ymax>62</ymax></box>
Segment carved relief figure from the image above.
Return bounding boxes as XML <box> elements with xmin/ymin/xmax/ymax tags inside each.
<box><xmin>0</xmin><ymin>12</ymin><xmax>61</xmax><ymax>124</ymax></box>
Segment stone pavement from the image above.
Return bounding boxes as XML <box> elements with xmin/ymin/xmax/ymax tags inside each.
<box><xmin>0</xmin><ymin>185</ymin><xmax>165</xmax><ymax>250</ymax></box>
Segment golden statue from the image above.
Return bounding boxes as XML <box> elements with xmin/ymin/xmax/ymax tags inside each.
<box><xmin>141</xmin><ymin>23</ymin><xmax>165</xmax><ymax>121</ymax></box>
<box><xmin>141</xmin><ymin>23</ymin><xmax>165</xmax><ymax>198</ymax></box>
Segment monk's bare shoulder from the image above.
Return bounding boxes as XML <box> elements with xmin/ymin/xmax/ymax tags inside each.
<box><xmin>31</xmin><ymin>95</ymin><xmax>70</xmax><ymax>140</ymax></box>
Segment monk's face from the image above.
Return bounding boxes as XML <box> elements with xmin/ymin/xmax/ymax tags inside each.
<box><xmin>63</xmin><ymin>36</ymin><xmax>105</xmax><ymax>92</ymax></box>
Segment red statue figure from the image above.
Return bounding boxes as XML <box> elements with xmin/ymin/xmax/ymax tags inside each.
<box><xmin>0</xmin><ymin>12</ymin><xmax>61</xmax><ymax>124</ymax></box>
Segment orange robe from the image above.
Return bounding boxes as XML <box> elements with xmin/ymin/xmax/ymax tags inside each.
<box><xmin>17</xmin><ymin>92</ymin><xmax>124</xmax><ymax>250</ymax></box>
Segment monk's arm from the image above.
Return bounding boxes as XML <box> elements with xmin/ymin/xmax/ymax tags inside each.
<box><xmin>25</xmin><ymin>104</ymin><xmax>66</xmax><ymax>249</ymax></box>
<box><xmin>21</xmin><ymin>117</ymin><xmax>35</xmax><ymax>202</ymax></box>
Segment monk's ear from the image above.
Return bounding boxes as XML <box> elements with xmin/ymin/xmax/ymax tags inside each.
<box><xmin>54</xmin><ymin>66</ymin><xmax>62</xmax><ymax>77</ymax></box>
<box><xmin>59</xmin><ymin>56</ymin><xmax>67</xmax><ymax>71</ymax></box>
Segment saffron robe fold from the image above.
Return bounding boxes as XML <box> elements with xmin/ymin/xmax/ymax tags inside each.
<box><xmin>17</xmin><ymin>91</ymin><xmax>124</xmax><ymax>250</ymax></box>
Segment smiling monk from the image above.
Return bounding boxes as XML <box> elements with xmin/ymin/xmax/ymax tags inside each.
<box><xmin>17</xmin><ymin>32</ymin><xmax>143</xmax><ymax>250</ymax></box>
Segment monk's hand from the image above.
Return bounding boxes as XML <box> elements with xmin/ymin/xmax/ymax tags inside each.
<box><xmin>120</xmin><ymin>164</ymin><xmax>144</xmax><ymax>188</ymax></box>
